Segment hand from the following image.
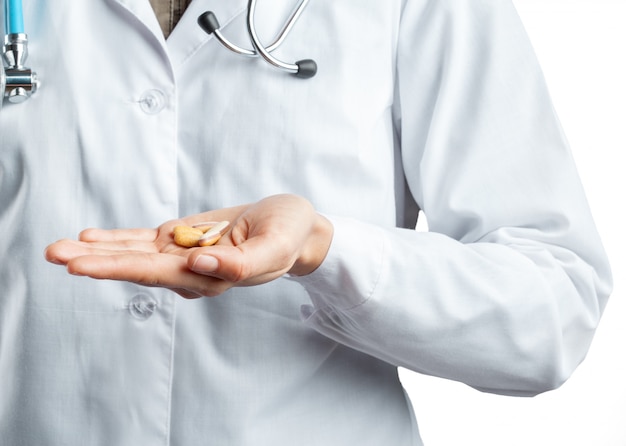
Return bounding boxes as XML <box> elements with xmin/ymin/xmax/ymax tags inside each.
<box><xmin>44</xmin><ymin>194</ymin><xmax>334</xmax><ymax>299</ymax></box>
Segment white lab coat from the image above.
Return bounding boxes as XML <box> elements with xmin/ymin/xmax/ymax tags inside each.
<box><xmin>0</xmin><ymin>0</ymin><xmax>612</xmax><ymax>445</ymax></box>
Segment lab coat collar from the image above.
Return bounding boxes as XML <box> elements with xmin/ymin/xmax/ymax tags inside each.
<box><xmin>107</xmin><ymin>0</ymin><xmax>247</xmax><ymax>68</ymax></box>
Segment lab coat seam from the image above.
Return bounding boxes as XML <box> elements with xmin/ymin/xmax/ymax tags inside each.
<box><xmin>163</xmin><ymin>293</ymin><xmax>177</xmax><ymax>446</ymax></box>
<box><xmin>172</xmin><ymin>85</ymin><xmax>181</xmax><ymax>219</ymax></box>
<box><xmin>362</xmin><ymin>227</ymin><xmax>388</xmax><ymax>309</ymax></box>
<box><xmin>177</xmin><ymin>38</ymin><xmax>207</xmax><ymax>66</ymax></box>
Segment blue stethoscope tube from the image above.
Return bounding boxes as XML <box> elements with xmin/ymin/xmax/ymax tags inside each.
<box><xmin>5</xmin><ymin>0</ymin><xmax>25</xmax><ymax>34</ymax></box>
<box><xmin>2</xmin><ymin>0</ymin><xmax>37</xmax><ymax>105</ymax></box>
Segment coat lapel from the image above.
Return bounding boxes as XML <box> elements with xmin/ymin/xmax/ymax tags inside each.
<box><xmin>166</xmin><ymin>0</ymin><xmax>247</xmax><ymax>67</ymax></box>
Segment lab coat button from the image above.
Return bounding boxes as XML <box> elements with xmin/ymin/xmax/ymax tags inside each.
<box><xmin>128</xmin><ymin>294</ymin><xmax>157</xmax><ymax>320</ymax></box>
<box><xmin>139</xmin><ymin>89</ymin><xmax>166</xmax><ymax>114</ymax></box>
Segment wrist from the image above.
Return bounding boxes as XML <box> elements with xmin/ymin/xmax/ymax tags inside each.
<box><xmin>289</xmin><ymin>213</ymin><xmax>334</xmax><ymax>276</ymax></box>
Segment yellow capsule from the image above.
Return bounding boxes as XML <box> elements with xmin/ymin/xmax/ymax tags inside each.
<box><xmin>172</xmin><ymin>226</ymin><xmax>204</xmax><ymax>248</ymax></box>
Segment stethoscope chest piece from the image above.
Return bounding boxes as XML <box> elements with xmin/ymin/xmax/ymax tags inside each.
<box><xmin>3</xmin><ymin>33</ymin><xmax>38</xmax><ymax>104</ymax></box>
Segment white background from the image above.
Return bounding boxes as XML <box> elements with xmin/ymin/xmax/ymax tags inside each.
<box><xmin>399</xmin><ymin>1</ymin><xmax>626</xmax><ymax>445</ymax></box>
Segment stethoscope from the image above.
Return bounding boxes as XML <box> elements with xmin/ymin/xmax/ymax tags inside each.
<box><xmin>1</xmin><ymin>0</ymin><xmax>314</xmax><ymax>110</ymax></box>
<box><xmin>1</xmin><ymin>0</ymin><xmax>37</xmax><ymax>109</ymax></box>
<box><xmin>198</xmin><ymin>0</ymin><xmax>317</xmax><ymax>79</ymax></box>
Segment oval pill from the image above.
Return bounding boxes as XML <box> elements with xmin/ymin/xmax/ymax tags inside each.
<box><xmin>173</xmin><ymin>226</ymin><xmax>204</xmax><ymax>248</ymax></box>
<box><xmin>198</xmin><ymin>221</ymin><xmax>230</xmax><ymax>247</ymax></box>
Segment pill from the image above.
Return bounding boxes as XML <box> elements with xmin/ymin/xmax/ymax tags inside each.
<box><xmin>192</xmin><ymin>221</ymin><xmax>219</xmax><ymax>232</ymax></box>
<box><xmin>199</xmin><ymin>221</ymin><xmax>230</xmax><ymax>247</ymax></box>
<box><xmin>173</xmin><ymin>226</ymin><xmax>204</xmax><ymax>248</ymax></box>
<box><xmin>172</xmin><ymin>221</ymin><xmax>230</xmax><ymax>248</ymax></box>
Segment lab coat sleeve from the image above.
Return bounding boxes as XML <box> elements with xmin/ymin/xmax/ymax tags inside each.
<box><xmin>289</xmin><ymin>0</ymin><xmax>613</xmax><ymax>396</ymax></box>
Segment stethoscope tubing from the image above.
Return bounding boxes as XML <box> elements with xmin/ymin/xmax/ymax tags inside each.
<box><xmin>198</xmin><ymin>0</ymin><xmax>317</xmax><ymax>78</ymax></box>
<box><xmin>3</xmin><ymin>0</ymin><xmax>316</xmax><ymax>108</ymax></box>
<box><xmin>246</xmin><ymin>0</ymin><xmax>298</xmax><ymax>72</ymax></box>
<box><xmin>207</xmin><ymin>0</ymin><xmax>309</xmax><ymax>57</ymax></box>
<box><xmin>3</xmin><ymin>0</ymin><xmax>38</xmax><ymax>104</ymax></box>
<box><xmin>4</xmin><ymin>0</ymin><xmax>25</xmax><ymax>34</ymax></box>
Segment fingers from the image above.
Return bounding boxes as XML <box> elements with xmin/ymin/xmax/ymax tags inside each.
<box><xmin>65</xmin><ymin>252</ymin><xmax>233</xmax><ymax>298</ymax></box>
<box><xmin>44</xmin><ymin>238</ymin><xmax>159</xmax><ymax>265</ymax></box>
<box><xmin>79</xmin><ymin>227</ymin><xmax>158</xmax><ymax>242</ymax></box>
<box><xmin>45</xmin><ymin>226</ymin><xmax>160</xmax><ymax>265</ymax></box>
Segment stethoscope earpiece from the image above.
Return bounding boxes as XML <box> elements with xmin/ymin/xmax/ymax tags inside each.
<box><xmin>197</xmin><ymin>11</ymin><xmax>220</xmax><ymax>36</ymax></box>
<box><xmin>294</xmin><ymin>59</ymin><xmax>317</xmax><ymax>79</ymax></box>
<box><xmin>198</xmin><ymin>0</ymin><xmax>317</xmax><ymax>79</ymax></box>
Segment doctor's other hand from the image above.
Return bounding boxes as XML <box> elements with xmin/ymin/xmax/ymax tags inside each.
<box><xmin>44</xmin><ymin>194</ymin><xmax>334</xmax><ymax>299</ymax></box>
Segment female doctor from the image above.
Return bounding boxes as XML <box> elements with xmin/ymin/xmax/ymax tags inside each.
<box><xmin>2</xmin><ymin>0</ymin><xmax>612</xmax><ymax>445</ymax></box>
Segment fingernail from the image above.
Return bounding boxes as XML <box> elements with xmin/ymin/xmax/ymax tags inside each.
<box><xmin>191</xmin><ymin>255</ymin><xmax>219</xmax><ymax>273</ymax></box>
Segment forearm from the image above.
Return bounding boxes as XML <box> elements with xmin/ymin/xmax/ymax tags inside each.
<box><xmin>289</xmin><ymin>215</ymin><xmax>611</xmax><ymax>396</ymax></box>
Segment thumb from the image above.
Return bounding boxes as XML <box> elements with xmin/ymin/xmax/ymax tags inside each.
<box><xmin>187</xmin><ymin>239</ymin><xmax>292</xmax><ymax>286</ymax></box>
<box><xmin>188</xmin><ymin>245</ymin><xmax>246</xmax><ymax>282</ymax></box>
